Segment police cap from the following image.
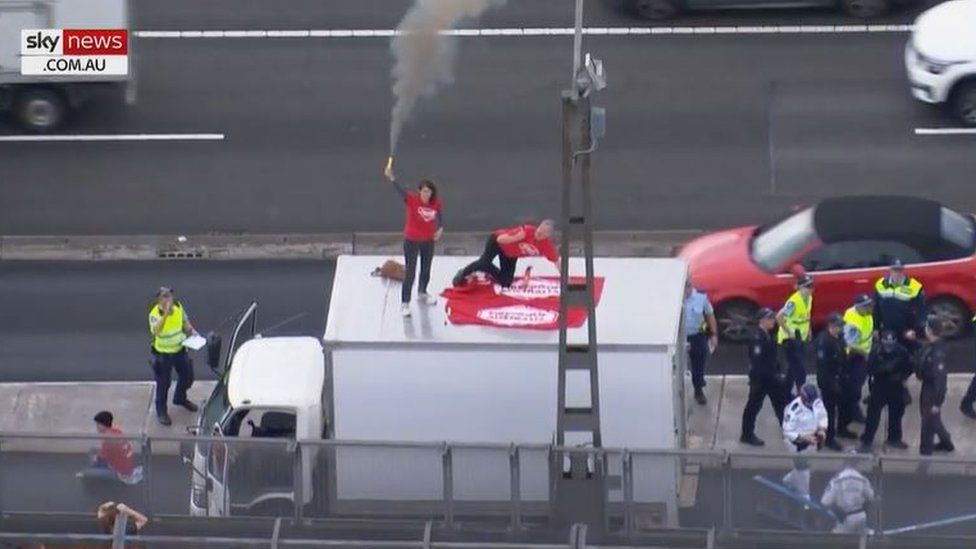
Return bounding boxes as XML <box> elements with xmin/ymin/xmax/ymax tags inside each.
<box><xmin>800</xmin><ymin>383</ymin><xmax>819</xmax><ymax>402</ymax></box>
<box><xmin>827</xmin><ymin>312</ymin><xmax>844</xmax><ymax>327</ymax></box>
<box><xmin>796</xmin><ymin>275</ymin><xmax>814</xmax><ymax>288</ymax></box>
<box><xmin>890</xmin><ymin>259</ymin><xmax>904</xmax><ymax>271</ymax></box>
<box><xmin>853</xmin><ymin>294</ymin><xmax>873</xmax><ymax>307</ymax></box>
<box><xmin>755</xmin><ymin>307</ymin><xmax>775</xmax><ymax>321</ymax></box>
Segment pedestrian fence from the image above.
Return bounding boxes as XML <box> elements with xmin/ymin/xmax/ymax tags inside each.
<box><xmin>4</xmin><ymin>433</ymin><xmax>976</xmax><ymax>547</ymax></box>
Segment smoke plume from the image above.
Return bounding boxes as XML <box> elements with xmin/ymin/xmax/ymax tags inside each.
<box><xmin>389</xmin><ymin>0</ymin><xmax>503</xmax><ymax>154</ymax></box>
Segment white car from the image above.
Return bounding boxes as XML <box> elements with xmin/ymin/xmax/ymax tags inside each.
<box><xmin>905</xmin><ymin>0</ymin><xmax>976</xmax><ymax>126</ymax></box>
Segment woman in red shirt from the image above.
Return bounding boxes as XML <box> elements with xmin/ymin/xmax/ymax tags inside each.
<box><xmin>452</xmin><ymin>220</ymin><xmax>560</xmax><ymax>288</ymax></box>
<box><xmin>384</xmin><ymin>163</ymin><xmax>443</xmax><ymax>317</ymax></box>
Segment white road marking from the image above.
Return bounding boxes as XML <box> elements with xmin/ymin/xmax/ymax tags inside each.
<box><xmin>133</xmin><ymin>24</ymin><xmax>913</xmax><ymax>40</ymax></box>
<box><xmin>914</xmin><ymin>128</ymin><xmax>976</xmax><ymax>136</ymax></box>
<box><xmin>0</xmin><ymin>133</ymin><xmax>225</xmax><ymax>142</ymax></box>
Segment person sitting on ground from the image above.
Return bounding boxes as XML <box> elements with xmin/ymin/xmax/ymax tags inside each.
<box><xmin>452</xmin><ymin>220</ymin><xmax>560</xmax><ymax>288</ymax></box>
<box><xmin>96</xmin><ymin>501</ymin><xmax>148</xmax><ymax>535</ymax></box>
<box><xmin>77</xmin><ymin>411</ymin><xmax>143</xmax><ymax>484</ymax></box>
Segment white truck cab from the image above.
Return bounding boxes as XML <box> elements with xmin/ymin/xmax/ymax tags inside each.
<box><xmin>187</xmin><ymin>303</ymin><xmax>326</xmax><ymax>517</ymax></box>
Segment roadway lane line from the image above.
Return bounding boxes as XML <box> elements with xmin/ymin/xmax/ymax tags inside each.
<box><xmin>133</xmin><ymin>24</ymin><xmax>913</xmax><ymax>39</ymax></box>
<box><xmin>914</xmin><ymin>128</ymin><xmax>976</xmax><ymax>136</ymax></box>
<box><xmin>0</xmin><ymin>133</ymin><xmax>225</xmax><ymax>142</ymax></box>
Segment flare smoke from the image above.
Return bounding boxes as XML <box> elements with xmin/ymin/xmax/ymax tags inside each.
<box><xmin>389</xmin><ymin>0</ymin><xmax>503</xmax><ymax>154</ymax></box>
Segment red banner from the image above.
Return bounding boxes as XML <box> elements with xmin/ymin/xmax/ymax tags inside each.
<box><xmin>441</xmin><ymin>275</ymin><xmax>605</xmax><ymax>330</ymax></box>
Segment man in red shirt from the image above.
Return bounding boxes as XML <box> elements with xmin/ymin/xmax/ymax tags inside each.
<box><xmin>453</xmin><ymin>220</ymin><xmax>560</xmax><ymax>288</ymax></box>
<box><xmin>76</xmin><ymin>411</ymin><xmax>143</xmax><ymax>485</ymax></box>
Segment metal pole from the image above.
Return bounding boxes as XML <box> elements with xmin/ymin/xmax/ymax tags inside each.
<box><xmin>510</xmin><ymin>444</ymin><xmax>523</xmax><ymax>532</ymax></box>
<box><xmin>572</xmin><ymin>0</ymin><xmax>584</xmax><ymax>89</ymax></box>
<box><xmin>142</xmin><ymin>437</ymin><xmax>153</xmax><ymax>518</ymax></box>
<box><xmin>443</xmin><ymin>444</ymin><xmax>455</xmax><ymax>529</ymax></box>
<box><xmin>293</xmin><ymin>441</ymin><xmax>304</xmax><ymax>522</ymax></box>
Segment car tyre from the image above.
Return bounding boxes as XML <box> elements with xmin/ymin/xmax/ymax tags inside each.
<box><xmin>14</xmin><ymin>87</ymin><xmax>67</xmax><ymax>133</ymax></box>
<box><xmin>951</xmin><ymin>82</ymin><xmax>976</xmax><ymax>127</ymax></box>
<box><xmin>840</xmin><ymin>0</ymin><xmax>889</xmax><ymax>18</ymax></box>
<box><xmin>632</xmin><ymin>0</ymin><xmax>679</xmax><ymax>20</ymax></box>
<box><xmin>928</xmin><ymin>296</ymin><xmax>970</xmax><ymax>339</ymax></box>
<box><xmin>715</xmin><ymin>299</ymin><xmax>758</xmax><ymax>343</ymax></box>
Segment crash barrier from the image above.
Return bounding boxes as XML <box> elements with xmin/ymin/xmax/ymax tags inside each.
<box><xmin>4</xmin><ymin>433</ymin><xmax>976</xmax><ymax>545</ymax></box>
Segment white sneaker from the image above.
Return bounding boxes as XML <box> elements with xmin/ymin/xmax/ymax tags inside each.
<box><xmin>400</xmin><ymin>303</ymin><xmax>411</xmax><ymax>317</ymax></box>
<box><xmin>418</xmin><ymin>293</ymin><xmax>437</xmax><ymax>306</ymax></box>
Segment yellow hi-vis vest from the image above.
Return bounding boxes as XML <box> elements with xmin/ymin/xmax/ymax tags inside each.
<box><xmin>874</xmin><ymin>277</ymin><xmax>922</xmax><ymax>301</ymax></box>
<box><xmin>149</xmin><ymin>303</ymin><xmax>187</xmax><ymax>354</ymax></box>
<box><xmin>843</xmin><ymin>306</ymin><xmax>874</xmax><ymax>356</ymax></box>
<box><xmin>777</xmin><ymin>291</ymin><xmax>813</xmax><ymax>343</ymax></box>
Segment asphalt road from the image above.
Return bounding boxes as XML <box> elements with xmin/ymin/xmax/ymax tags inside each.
<box><xmin>1</xmin><ymin>260</ymin><xmax>974</xmax><ymax>382</ymax></box>
<box><xmin>2</xmin><ymin>2</ymin><xmax>973</xmax><ymax>236</ymax></box>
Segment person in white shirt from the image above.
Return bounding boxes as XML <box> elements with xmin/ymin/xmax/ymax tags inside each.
<box><xmin>821</xmin><ymin>454</ymin><xmax>875</xmax><ymax>534</ymax></box>
<box><xmin>782</xmin><ymin>383</ymin><xmax>828</xmax><ymax>497</ymax></box>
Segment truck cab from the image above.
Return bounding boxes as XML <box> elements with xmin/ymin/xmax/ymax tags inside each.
<box><xmin>187</xmin><ymin>303</ymin><xmax>326</xmax><ymax>517</ymax></box>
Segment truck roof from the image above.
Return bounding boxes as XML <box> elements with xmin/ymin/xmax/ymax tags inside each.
<box><xmin>324</xmin><ymin>255</ymin><xmax>687</xmax><ymax>350</ymax></box>
<box><xmin>227</xmin><ymin>337</ymin><xmax>324</xmax><ymax>409</ymax></box>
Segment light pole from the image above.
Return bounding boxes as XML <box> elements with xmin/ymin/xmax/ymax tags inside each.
<box><xmin>553</xmin><ymin>0</ymin><xmax>608</xmax><ymax>533</ymax></box>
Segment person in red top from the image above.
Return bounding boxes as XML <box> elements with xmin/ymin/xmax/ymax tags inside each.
<box><xmin>384</xmin><ymin>162</ymin><xmax>443</xmax><ymax>317</ymax></box>
<box><xmin>77</xmin><ymin>411</ymin><xmax>143</xmax><ymax>485</ymax></box>
<box><xmin>453</xmin><ymin>220</ymin><xmax>560</xmax><ymax>288</ymax></box>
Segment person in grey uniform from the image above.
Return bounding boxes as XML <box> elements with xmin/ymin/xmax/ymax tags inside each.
<box><xmin>821</xmin><ymin>454</ymin><xmax>875</xmax><ymax>534</ymax></box>
<box><xmin>917</xmin><ymin>316</ymin><xmax>955</xmax><ymax>456</ymax></box>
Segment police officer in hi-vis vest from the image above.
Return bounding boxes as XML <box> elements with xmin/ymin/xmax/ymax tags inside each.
<box><xmin>777</xmin><ymin>274</ymin><xmax>815</xmax><ymax>396</ymax></box>
<box><xmin>148</xmin><ymin>287</ymin><xmax>199</xmax><ymax>426</ymax></box>
<box><xmin>837</xmin><ymin>294</ymin><xmax>875</xmax><ymax>439</ymax></box>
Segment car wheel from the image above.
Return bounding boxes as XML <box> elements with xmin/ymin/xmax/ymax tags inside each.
<box><xmin>840</xmin><ymin>0</ymin><xmax>889</xmax><ymax>18</ymax></box>
<box><xmin>715</xmin><ymin>299</ymin><xmax>758</xmax><ymax>343</ymax></box>
<box><xmin>632</xmin><ymin>0</ymin><xmax>679</xmax><ymax>20</ymax></box>
<box><xmin>951</xmin><ymin>82</ymin><xmax>976</xmax><ymax>127</ymax></box>
<box><xmin>928</xmin><ymin>296</ymin><xmax>970</xmax><ymax>339</ymax></box>
<box><xmin>14</xmin><ymin>87</ymin><xmax>67</xmax><ymax>133</ymax></box>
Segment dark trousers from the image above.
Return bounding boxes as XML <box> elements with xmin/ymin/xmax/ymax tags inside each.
<box><xmin>152</xmin><ymin>349</ymin><xmax>194</xmax><ymax>416</ymax></box>
<box><xmin>687</xmin><ymin>333</ymin><xmax>709</xmax><ymax>393</ymax></box>
<box><xmin>741</xmin><ymin>375</ymin><xmax>787</xmax><ymax>437</ymax></box>
<box><xmin>962</xmin><ymin>375</ymin><xmax>976</xmax><ymax>412</ymax></box>
<box><xmin>860</xmin><ymin>381</ymin><xmax>906</xmax><ymax>445</ymax></box>
<box><xmin>920</xmin><ymin>405</ymin><xmax>952</xmax><ymax>455</ymax></box>
<box><xmin>402</xmin><ymin>239</ymin><xmax>435</xmax><ymax>303</ymax></box>
<box><xmin>782</xmin><ymin>339</ymin><xmax>807</xmax><ymax>395</ymax></box>
<box><xmin>457</xmin><ymin>236</ymin><xmax>518</xmax><ymax>287</ymax></box>
<box><xmin>817</xmin><ymin>376</ymin><xmax>840</xmax><ymax>443</ymax></box>
<box><xmin>838</xmin><ymin>353</ymin><xmax>868</xmax><ymax>431</ymax></box>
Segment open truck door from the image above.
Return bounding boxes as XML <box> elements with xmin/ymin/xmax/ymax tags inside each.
<box><xmin>206</xmin><ymin>424</ymin><xmax>231</xmax><ymax>517</ymax></box>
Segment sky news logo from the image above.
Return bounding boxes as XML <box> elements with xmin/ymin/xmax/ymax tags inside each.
<box><xmin>21</xmin><ymin>29</ymin><xmax>128</xmax><ymax>76</ymax></box>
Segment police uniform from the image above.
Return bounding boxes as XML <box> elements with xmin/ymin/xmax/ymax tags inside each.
<box><xmin>821</xmin><ymin>466</ymin><xmax>874</xmax><ymax>534</ymax></box>
<box><xmin>740</xmin><ymin>323</ymin><xmax>787</xmax><ymax>443</ymax></box>
<box><xmin>778</xmin><ymin>285</ymin><xmax>813</xmax><ymax>395</ymax></box>
<box><xmin>683</xmin><ymin>289</ymin><xmax>714</xmax><ymax>401</ymax></box>
<box><xmin>781</xmin><ymin>392</ymin><xmax>828</xmax><ymax>496</ymax></box>
<box><xmin>961</xmin><ymin>315</ymin><xmax>976</xmax><ymax>418</ymax></box>
<box><xmin>148</xmin><ymin>300</ymin><xmax>195</xmax><ymax>420</ymax></box>
<box><xmin>917</xmin><ymin>338</ymin><xmax>953</xmax><ymax>455</ymax></box>
<box><xmin>860</xmin><ymin>336</ymin><xmax>912</xmax><ymax>448</ymax></box>
<box><xmin>839</xmin><ymin>303</ymin><xmax>874</xmax><ymax>434</ymax></box>
<box><xmin>815</xmin><ymin>325</ymin><xmax>846</xmax><ymax>448</ymax></box>
<box><xmin>873</xmin><ymin>269</ymin><xmax>925</xmax><ymax>352</ymax></box>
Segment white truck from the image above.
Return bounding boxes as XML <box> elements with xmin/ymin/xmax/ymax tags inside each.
<box><xmin>0</xmin><ymin>0</ymin><xmax>133</xmax><ymax>131</ymax></box>
<box><xmin>186</xmin><ymin>255</ymin><xmax>690</xmax><ymax>524</ymax></box>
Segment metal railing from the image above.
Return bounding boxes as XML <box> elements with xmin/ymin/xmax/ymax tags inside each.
<box><xmin>4</xmin><ymin>432</ymin><xmax>976</xmax><ymax>546</ymax></box>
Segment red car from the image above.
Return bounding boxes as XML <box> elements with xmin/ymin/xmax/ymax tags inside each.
<box><xmin>679</xmin><ymin>196</ymin><xmax>976</xmax><ymax>341</ymax></box>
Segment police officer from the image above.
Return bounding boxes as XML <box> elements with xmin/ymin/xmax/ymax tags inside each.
<box><xmin>683</xmin><ymin>281</ymin><xmax>719</xmax><ymax>406</ymax></box>
<box><xmin>777</xmin><ymin>275</ymin><xmax>815</xmax><ymax>395</ymax></box>
<box><xmin>148</xmin><ymin>287</ymin><xmax>199</xmax><ymax>426</ymax></box>
<box><xmin>740</xmin><ymin>308</ymin><xmax>788</xmax><ymax>447</ymax></box>
<box><xmin>815</xmin><ymin>312</ymin><xmax>846</xmax><ymax>452</ymax></box>
<box><xmin>873</xmin><ymin>259</ymin><xmax>925</xmax><ymax>353</ymax></box>
<box><xmin>837</xmin><ymin>294</ymin><xmax>874</xmax><ymax>439</ymax></box>
<box><xmin>917</xmin><ymin>316</ymin><xmax>954</xmax><ymax>456</ymax></box>
<box><xmin>821</xmin><ymin>453</ymin><xmax>875</xmax><ymax>534</ymax></box>
<box><xmin>782</xmin><ymin>383</ymin><xmax>828</xmax><ymax>497</ymax></box>
<box><xmin>858</xmin><ymin>331</ymin><xmax>912</xmax><ymax>452</ymax></box>
<box><xmin>959</xmin><ymin>314</ymin><xmax>976</xmax><ymax>419</ymax></box>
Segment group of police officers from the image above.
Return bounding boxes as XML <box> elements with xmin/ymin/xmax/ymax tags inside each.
<box><xmin>729</xmin><ymin>259</ymin><xmax>961</xmax><ymax>456</ymax></box>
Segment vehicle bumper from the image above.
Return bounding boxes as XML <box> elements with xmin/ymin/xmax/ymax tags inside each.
<box><xmin>905</xmin><ymin>42</ymin><xmax>952</xmax><ymax>104</ymax></box>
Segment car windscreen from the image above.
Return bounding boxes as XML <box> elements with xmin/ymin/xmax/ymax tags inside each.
<box><xmin>750</xmin><ymin>208</ymin><xmax>818</xmax><ymax>272</ymax></box>
<box><xmin>940</xmin><ymin>207</ymin><xmax>976</xmax><ymax>254</ymax></box>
